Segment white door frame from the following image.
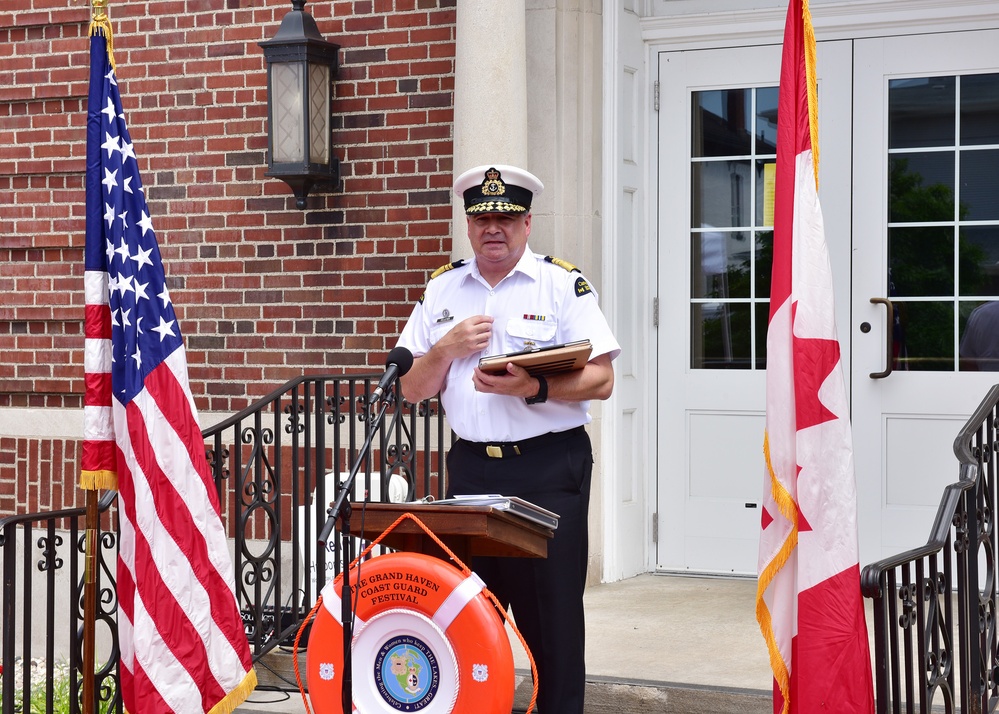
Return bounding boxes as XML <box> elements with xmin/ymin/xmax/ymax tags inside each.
<box><xmin>599</xmin><ymin>0</ymin><xmax>999</xmax><ymax>581</ymax></box>
<box><xmin>600</xmin><ymin>1</ymin><xmax>656</xmax><ymax>581</ymax></box>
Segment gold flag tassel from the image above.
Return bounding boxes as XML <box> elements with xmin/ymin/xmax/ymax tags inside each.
<box><xmin>89</xmin><ymin>0</ymin><xmax>116</xmax><ymax>72</ymax></box>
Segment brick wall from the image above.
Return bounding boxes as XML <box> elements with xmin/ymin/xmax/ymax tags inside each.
<box><xmin>0</xmin><ymin>437</ymin><xmax>81</xmax><ymax>516</ymax></box>
<box><xmin>0</xmin><ymin>0</ymin><xmax>456</xmax><ymax>515</ymax></box>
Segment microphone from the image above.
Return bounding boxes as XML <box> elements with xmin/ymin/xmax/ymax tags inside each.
<box><xmin>369</xmin><ymin>346</ymin><xmax>414</xmax><ymax>404</ymax></box>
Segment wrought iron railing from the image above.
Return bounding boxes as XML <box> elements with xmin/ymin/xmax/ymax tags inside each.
<box><xmin>0</xmin><ymin>491</ymin><xmax>119</xmax><ymax>714</ymax></box>
<box><xmin>0</xmin><ymin>374</ymin><xmax>448</xmax><ymax>713</ymax></box>
<box><xmin>861</xmin><ymin>384</ymin><xmax>999</xmax><ymax>714</ymax></box>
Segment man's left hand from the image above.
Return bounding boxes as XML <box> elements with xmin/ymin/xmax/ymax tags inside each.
<box><xmin>472</xmin><ymin>352</ymin><xmax>614</xmax><ymax>403</ymax></box>
<box><xmin>472</xmin><ymin>362</ymin><xmax>539</xmax><ymax>399</ymax></box>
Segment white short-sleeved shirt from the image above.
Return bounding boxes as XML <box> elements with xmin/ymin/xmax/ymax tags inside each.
<box><xmin>397</xmin><ymin>247</ymin><xmax>621</xmax><ymax>442</ymax></box>
<box><xmin>960</xmin><ymin>301</ymin><xmax>999</xmax><ymax>370</ymax></box>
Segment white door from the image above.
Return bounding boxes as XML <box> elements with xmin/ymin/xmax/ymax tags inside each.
<box><xmin>656</xmin><ymin>42</ymin><xmax>853</xmax><ymax>573</ymax></box>
<box><xmin>852</xmin><ymin>30</ymin><xmax>999</xmax><ymax>567</ymax></box>
<box><xmin>656</xmin><ymin>30</ymin><xmax>999</xmax><ymax>575</ymax></box>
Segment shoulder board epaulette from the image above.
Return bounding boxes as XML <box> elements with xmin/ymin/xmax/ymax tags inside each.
<box><xmin>430</xmin><ymin>259</ymin><xmax>466</xmax><ymax>280</ymax></box>
<box><xmin>545</xmin><ymin>256</ymin><xmax>580</xmax><ymax>273</ymax></box>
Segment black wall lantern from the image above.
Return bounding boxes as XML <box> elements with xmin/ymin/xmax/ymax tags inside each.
<box><xmin>260</xmin><ymin>0</ymin><xmax>340</xmax><ymax>209</ymax></box>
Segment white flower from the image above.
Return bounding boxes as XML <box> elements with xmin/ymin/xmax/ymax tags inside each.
<box><xmin>471</xmin><ymin>663</ymin><xmax>488</xmax><ymax>682</ymax></box>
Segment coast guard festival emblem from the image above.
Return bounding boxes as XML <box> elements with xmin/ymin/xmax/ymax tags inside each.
<box><xmin>374</xmin><ymin>635</ymin><xmax>441</xmax><ymax>711</ymax></box>
<box><xmin>480</xmin><ymin>168</ymin><xmax>506</xmax><ymax>196</ymax></box>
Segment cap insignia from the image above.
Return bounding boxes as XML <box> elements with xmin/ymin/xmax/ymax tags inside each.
<box><xmin>480</xmin><ymin>168</ymin><xmax>506</xmax><ymax>197</ymax></box>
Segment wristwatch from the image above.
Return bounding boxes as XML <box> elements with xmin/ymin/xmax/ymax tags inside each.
<box><xmin>525</xmin><ymin>375</ymin><xmax>548</xmax><ymax>405</ymax></box>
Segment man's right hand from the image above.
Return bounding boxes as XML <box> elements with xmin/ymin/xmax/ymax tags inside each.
<box><xmin>400</xmin><ymin>315</ymin><xmax>493</xmax><ymax>402</ymax></box>
<box><xmin>437</xmin><ymin>315</ymin><xmax>493</xmax><ymax>361</ymax></box>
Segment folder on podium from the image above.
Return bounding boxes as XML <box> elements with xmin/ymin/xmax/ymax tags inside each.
<box><xmin>349</xmin><ymin>500</ymin><xmax>556</xmax><ymax>564</ymax></box>
<box><xmin>429</xmin><ymin>494</ymin><xmax>559</xmax><ymax>530</ymax></box>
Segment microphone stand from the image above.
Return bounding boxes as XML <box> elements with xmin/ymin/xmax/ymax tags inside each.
<box><xmin>317</xmin><ymin>384</ymin><xmax>404</xmax><ymax>714</ymax></box>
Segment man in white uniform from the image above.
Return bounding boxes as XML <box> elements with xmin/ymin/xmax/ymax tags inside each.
<box><xmin>960</xmin><ymin>300</ymin><xmax>999</xmax><ymax>371</ymax></box>
<box><xmin>397</xmin><ymin>164</ymin><xmax>620</xmax><ymax>713</ymax></box>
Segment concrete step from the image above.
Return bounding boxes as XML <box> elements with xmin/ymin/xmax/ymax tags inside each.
<box><xmin>515</xmin><ymin>673</ymin><xmax>770</xmax><ymax>714</ymax></box>
<box><xmin>237</xmin><ymin>654</ymin><xmax>770</xmax><ymax>714</ymax></box>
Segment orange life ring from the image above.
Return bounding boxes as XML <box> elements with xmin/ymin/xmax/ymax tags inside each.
<box><xmin>307</xmin><ymin>551</ymin><xmax>515</xmax><ymax>713</ymax></box>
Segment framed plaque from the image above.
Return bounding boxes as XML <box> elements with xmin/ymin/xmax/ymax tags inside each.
<box><xmin>477</xmin><ymin>339</ymin><xmax>592</xmax><ymax>376</ymax></box>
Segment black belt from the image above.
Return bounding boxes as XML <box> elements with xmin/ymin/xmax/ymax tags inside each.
<box><xmin>460</xmin><ymin>426</ymin><xmax>585</xmax><ymax>459</ymax></box>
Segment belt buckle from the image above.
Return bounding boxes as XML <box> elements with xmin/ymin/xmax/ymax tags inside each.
<box><xmin>486</xmin><ymin>445</ymin><xmax>503</xmax><ymax>459</ymax></box>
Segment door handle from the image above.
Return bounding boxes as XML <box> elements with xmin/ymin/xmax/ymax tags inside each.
<box><xmin>869</xmin><ymin>297</ymin><xmax>894</xmax><ymax>379</ymax></box>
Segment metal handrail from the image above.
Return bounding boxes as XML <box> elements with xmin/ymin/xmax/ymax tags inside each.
<box><xmin>859</xmin><ymin>466</ymin><xmax>977</xmax><ymax>597</ymax></box>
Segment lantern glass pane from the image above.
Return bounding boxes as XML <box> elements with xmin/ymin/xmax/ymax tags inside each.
<box><xmin>309</xmin><ymin>63</ymin><xmax>330</xmax><ymax>164</ymax></box>
<box><xmin>272</xmin><ymin>62</ymin><xmax>305</xmax><ymax>163</ymax></box>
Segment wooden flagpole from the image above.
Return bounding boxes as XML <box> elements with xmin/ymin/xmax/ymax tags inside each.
<box><xmin>82</xmin><ymin>491</ymin><xmax>98</xmax><ymax>714</ymax></box>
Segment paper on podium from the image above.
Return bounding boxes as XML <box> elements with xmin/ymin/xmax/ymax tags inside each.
<box><xmin>477</xmin><ymin>339</ymin><xmax>592</xmax><ymax>377</ymax></box>
<box><xmin>431</xmin><ymin>495</ymin><xmax>560</xmax><ymax>530</ymax></box>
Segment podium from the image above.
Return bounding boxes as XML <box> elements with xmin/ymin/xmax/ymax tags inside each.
<box><xmin>348</xmin><ymin>502</ymin><xmax>554</xmax><ymax>564</ymax></box>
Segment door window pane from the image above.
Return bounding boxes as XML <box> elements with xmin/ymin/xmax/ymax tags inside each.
<box><xmin>692</xmin><ymin>90</ymin><xmax>751</xmax><ymax>157</ymax></box>
<box><xmin>691</xmin><ymin>161</ymin><xmax>751</xmax><ymax>228</ymax></box>
<box><xmin>960</xmin><ymin>149</ymin><xmax>999</xmax><ymax>220</ymax></box>
<box><xmin>755</xmin><ymin>87</ymin><xmax>779</xmax><ymax>154</ymax></box>
<box><xmin>889</xmin><ymin>76</ymin><xmax>955</xmax><ymax>149</ymax></box>
<box><xmin>691</xmin><ymin>231</ymin><xmax>752</xmax><ymax>299</ymax></box>
<box><xmin>960</xmin><ymin>300</ymin><xmax>999</xmax><ymax>371</ymax></box>
<box><xmin>754</xmin><ymin>231</ymin><xmax>773</xmax><ymax>299</ymax></box>
<box><xmin>755</xmin><ymin>302</ymin><xmax>770</xmax><ymax>371</ymax></box>
<box><xmin>888</xmin><ymin>226</ymin><xmax>954</xmax><ymax>297</ymax></box>
<box><xmin>691</xmin><ymin>303</ymin><xmax>752</xmax><ymax>369</ymax></box>
<box><xmin>893</xmin><ymin>301</ymin><xmax>954</xmax><ymax>371</ymax></box>
<box><xmin>961</xmin><ymin>73</ymin><xmax>999</xmax><ymax>145</ymax></box>
<box><xmin>755</xmin><ymin>159</ymin><xmax>776</xmax><ymax>226</ymax></box>
<box><xmin>959</xmin><ymin>226</ymin><xmax>999</xmax><ymax>296</ymax></box>
<box><xmin>889</xmin><ymin>153</ymin><xmax>955</xmax><ymax>223</ymax></box>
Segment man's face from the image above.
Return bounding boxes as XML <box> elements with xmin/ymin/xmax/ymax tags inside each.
<box><xmin>466</xmin><ymin>211</ymin><xmax>532</xmax><ymax>271</ymax></box>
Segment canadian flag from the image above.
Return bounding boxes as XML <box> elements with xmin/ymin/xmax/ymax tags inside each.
<box><xmin>755</xmin><ymin>1</ymin><xmax>875</xmax><ymax>712</ymax></box>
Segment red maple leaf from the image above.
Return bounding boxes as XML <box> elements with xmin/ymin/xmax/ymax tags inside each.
<box><xmin>790</xmin><ymin>301</ymin><xmax>841</xmax><ymax>533</ymax></box>
<box><xmin>791</xmin><ymin>301</ymin><xmax>841</xmax><ymax>433</ymax></box>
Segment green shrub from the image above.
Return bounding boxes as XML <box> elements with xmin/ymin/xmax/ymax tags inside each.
<box><xmin>0</xmin><ymin>659</ymin><xmax>114</xmax><ymax>714</ymax></box>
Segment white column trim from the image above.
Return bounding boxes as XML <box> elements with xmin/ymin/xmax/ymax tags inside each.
<box><xmin>451</xmin><ymin>0</ymin><xmax>529</xmax><ymax>261</ymax></box>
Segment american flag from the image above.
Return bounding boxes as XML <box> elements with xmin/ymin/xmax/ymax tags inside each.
<box><xmin>755</xmin><ymin>1</ymin><xmax>873</xmax><ymax>712</ymax></box>
<box><xmin>83</xmin><ymin>25</ymin><xmax>256</xmax><ymax>713</ymax></box>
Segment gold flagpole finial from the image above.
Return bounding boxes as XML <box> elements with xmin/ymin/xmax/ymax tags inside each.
<box><xmin>89</xmin><ymin>0</ymin><xmax>116</xmax><ymax>71</ymax></box>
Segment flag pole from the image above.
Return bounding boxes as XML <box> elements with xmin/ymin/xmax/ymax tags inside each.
<box><xmin>82</xmin><ymin>492</ymin><xmax>98</xmax><ymax>714</ymax></box>
<box><xmin>82</xmin><ymin>5</ymin><xmax>109</xmax><ymax>713</ymax></box>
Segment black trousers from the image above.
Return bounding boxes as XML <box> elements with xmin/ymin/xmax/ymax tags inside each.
<box><xmin>446</xmin><ymin>427</ymin><xmax>593</xmax><ymax>714</ymax></box>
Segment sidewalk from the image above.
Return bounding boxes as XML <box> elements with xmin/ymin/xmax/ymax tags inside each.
<box><xmin>580</xmin><ymin>572</ymin><xmax>771</xmax><ymax>690</ymax></box>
